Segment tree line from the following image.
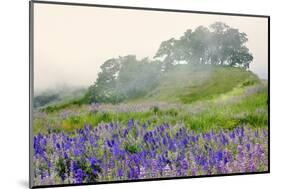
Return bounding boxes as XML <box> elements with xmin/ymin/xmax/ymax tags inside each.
<box><xmin>155</xmin><ymin>22</ymin><xmax>253</xmax><ymax>70</ymax></box>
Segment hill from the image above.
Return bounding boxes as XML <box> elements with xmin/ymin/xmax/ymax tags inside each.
<box><xmin>128</xmin><ymin>64</ymin><xmax>260</xmax><ymax>104</ymax></box>
<box><xmin>34</xmin><ymin>87</ymin><xmax>87</xmax><ymax>109</ymax></box>
<box><xmin>34</xmin><ymin>64</ymin><xmax>267</xmax><ymax>135</ymax></box>
<box><xmin>41</xmin><ymin>64</ymin><xmax>261</xmax><ymax>114</ymax></box>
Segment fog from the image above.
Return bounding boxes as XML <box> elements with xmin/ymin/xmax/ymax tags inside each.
<box><xmin>33</xmin><ymin>3</ymin><xmax>268</xmax><ymax>94</ymax></box>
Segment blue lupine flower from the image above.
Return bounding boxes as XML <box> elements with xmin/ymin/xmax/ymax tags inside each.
<box><xmin>215</xmin><ymin>151</ymin><xmax>223</xmax><ymax>162</ymax></box>
<box><xmin>64</xmin><ymin>152</ymin><xmax>68</xmax><ymax>159</ymax></box>
<box><xmin>221</xmin><ymin>134</ymin><xmax>229</xmax><ymax>146</ymax></box>
<box><xmin>163</xmin><ymin>137</ymin><xmax>167</xmax><ymax>145</ymax></box>
<box><xmin>230</xmin><ymin>131</ymin><xmax>235</xmax><ymax>139</ymax></box>
<box><xmin>246</xmin><ymin>143</ymin><xmax>251</xmax><ymax>151</ymax></box>
<box><xmin>123</xmin><ymin>129</ymin><xmax>129</xmax><ymax>138</ymax></box>
<box><xmin>128</xmin><ymin>119</ymin><xmax>134</xmax><ymax>129</ymax></box>
<box><xmin>33</xmin><ymin>120</ymin><xmax>268</xmax><ymax>184</ymax></box>
<box><xmin>75</xmin><ymin>169</ymin><xmax>84</xmax><ymax>183</ymax></box>
<box><xmin>56</xmin><ymin>143</ymin><xmax>61</xmax><ymax>149</ymax></box>
<box><xmin>118</xmin><ymin>168</ymin><xmax>123</xmax><ymax>177</ymax></box>
<box><xmin>182</xmin><ymin>159</ymin><xmax>188</xmax><ymax>170</ymax></box>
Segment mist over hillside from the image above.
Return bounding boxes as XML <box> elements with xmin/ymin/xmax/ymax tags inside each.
<box><xmin>34</xmin><ymin>22</ymin><xmax>267</xmax><ymax>111</ymax></box>
<box><xmin>32</xmin><ymin>14</ymin><xmax>269</xmax><ymax>185</ymax></box>
<box><xmin>34</xmin><ymin>85</ymin><xmax>87</xmax><ymax>108</ymax></box>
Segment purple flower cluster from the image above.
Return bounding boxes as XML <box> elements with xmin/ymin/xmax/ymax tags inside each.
<box><xmin>33</xmin><ymin>120</ymin><xmax>268</xmax><ymax>186</ymax></box>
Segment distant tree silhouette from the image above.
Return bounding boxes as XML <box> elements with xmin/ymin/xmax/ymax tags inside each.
<box><xmin>154</xmin><ymin>22</ymin><xmax>253</xmax><ymax>70</ymax></box>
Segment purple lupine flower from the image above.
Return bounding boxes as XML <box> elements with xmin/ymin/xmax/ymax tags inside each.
<box><xmin>33</xmin><ymin>119</ymin><xmax>268</xmax><ymax>184</ymax></box>
<box><xmin>246</xmin><ymin>143</ymin><xmax>251</xmax><ymax>151</ymax></box>
<box><xmin>118</xmin><ymin>168</ymin><xmax>123</xmax><ymax>178</ymax></box>
<box><xmin>192</xmin><ymin>168</ymin><xmax>197</xmax><ymax>176</ymax></box>
<box><xmin>75</xmin><ymin>169</ymin><xmax>84</xmax><ymax>183</ymax></box>
<box><xmin>215</xmin><ymin>151</ymin><xmax>223</xmax><ymax>162</ymax></box>
<box><xmin>229</xmin><ymin>131</ymin><xmax>235</xmax><ymax>140</ymax></box>
<box><xmin>128</xmin><ymin>119</ymin><xmax>134</xmax><ymax>129</ymax></box>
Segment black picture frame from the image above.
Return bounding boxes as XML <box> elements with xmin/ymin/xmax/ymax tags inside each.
<box><xmin>29</xmin><ymin>1</ymin><xmax>270</xmax><ymax>188</ymax></box>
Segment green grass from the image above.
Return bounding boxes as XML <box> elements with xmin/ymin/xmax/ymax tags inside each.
<box><xmin>131</xmin><ymin>64</ymin><xmax>260</xmax><ymax>104</ymax></box>
<box><xmin>33</xmin><ymin>84</ymin><xmax>268</xmax><ymax>135</ymax></box>
<box><xmin>33</xmin><ymin>65</ymin><xmax>267</xmax><ymax>135</ymax></box>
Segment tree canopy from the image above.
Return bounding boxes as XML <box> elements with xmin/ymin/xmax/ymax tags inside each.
<box><xmin>154</xmin><ymin>22</ymin><xmax>253</xmax><ymax>70</ymax></box>
<box><xmin>84</xmin><ymin>55</ymin><xmax>161</xmax><ymax>103</ymax></box>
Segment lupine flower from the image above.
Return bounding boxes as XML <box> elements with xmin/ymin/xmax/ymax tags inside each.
<box><xmin>33</xmin><ymin>120</ymin><xmax>268</xmax><ymax>186</ymax></box>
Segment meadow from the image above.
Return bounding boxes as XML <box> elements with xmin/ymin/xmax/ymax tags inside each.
<box><xmin>32</xmin><ymin>65</ymin><xmax>268</xmax><ymax>186</ymax></box>
<box><xmin>32</xmin><ymin>21</ymin><xmax>269</xmax><ymax>186</ymax></box>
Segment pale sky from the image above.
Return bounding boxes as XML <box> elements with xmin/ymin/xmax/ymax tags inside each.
<box><xmin>34</xmin><ymin>3</ymin><xmax>268</xmax><ymax>93</ymax></box>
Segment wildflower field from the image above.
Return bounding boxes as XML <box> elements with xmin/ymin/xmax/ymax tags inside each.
<box><xmin>31</xmin><ymin>20</ymin><xmax>268</xmax><ymax>186</ymax></box>
<box><xmin>32</xmin><ymin>74</ymin><xmax>268</xmax><ymax>186</ymax></box>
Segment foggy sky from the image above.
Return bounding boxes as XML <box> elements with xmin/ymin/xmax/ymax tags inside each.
<box><xmin>34</xmin><ymin>3</ymin><xmax>268</xmax><ymax>93</ymax></box>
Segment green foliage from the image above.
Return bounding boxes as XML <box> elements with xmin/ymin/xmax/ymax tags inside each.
<box><xmin>116</xmin><ymin>57</ymin><xmax>161</xmax><ymax>99</ymax></box>
<box><xmin>154</xmin><ymin>22</ymin><xmax>253</xmax><ymax>70</ymax></box>
<box><xmin>55</xmin><ymin>157</ymin><xmax>67</xmax><ymax>179</ymax></box>
<box><xmin>164</xmin><ymin>108</ymin><xmax>179</xmax><ymax>117</ymax></box>
<box><xmin>150</xmin><ymin>106</ymin><xmax>160</xmax><ymax>114</ymax></box>
<box><xmin>125</xmin><ymin>144</ymin><xmax>141</xmax><ymax>154</ymax></box>
<box><xmin>42</xmin><ymin>99</ymin><xmax>83</xmax><ymax>113</ymax></box>
<box><xmin>83</xmin><ymin>55</ymin><xmax>162</xmax><ymax>104</ymax></box>
<box><xmin>242</xmin><ymin>79</ymin><xmax>257</xmax><ymax>87</ymax></box>
<box><xmin>83</xmin><ymin>58</ymin><xmax>122</xmax><ymax>103</ymax></box>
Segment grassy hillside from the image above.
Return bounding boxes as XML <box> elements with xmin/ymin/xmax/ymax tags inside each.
<box><xmin>34</xmin><ymin>65</ymin><xmax>267</xmax><ymax>135</ymax></box>
<box><xmin>34</xmin><ymin>87</ymin><xmax>87</xmax><ymax>110</ymax></box>
<box><xmin>131</xmin><ymin>64</ymin><xmax>260</xmax><ymax>104</ymax></box>
<box><xmin>40</xmin><ymin>65</ymin><xmax>260</xmax><ymax>112</ymax></box>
